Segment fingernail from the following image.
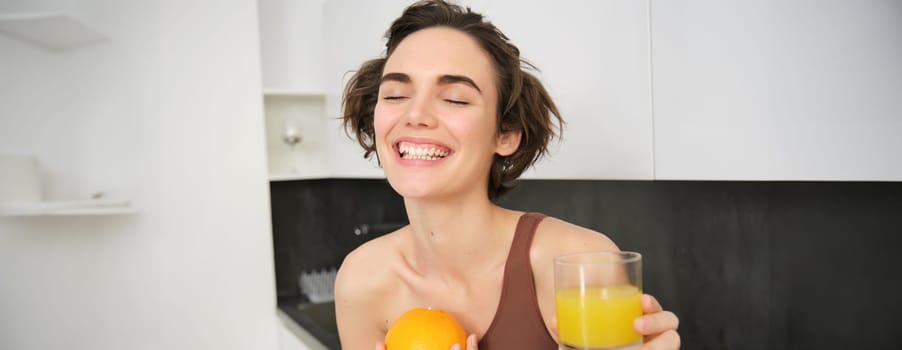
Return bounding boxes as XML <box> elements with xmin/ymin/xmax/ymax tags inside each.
<box><xmin>450</xmin><ymin>344</ymin><xmax>460</xmax><ymax>350</ymax></box>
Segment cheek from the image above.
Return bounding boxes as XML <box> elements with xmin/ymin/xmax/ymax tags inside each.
<box><xmin>373</xmin><ymin>103</ymin><xmax>401</xmax><ymax>159</ymax></box>
<box><xmin>373</xmin><ymin>103</ymin><xmax>392</xmax><ymax>139</ymax></box>
<box><xmin>447</xmin><ymin>111</ymin><xmax>498</xmax><ymax>148</ymax></box>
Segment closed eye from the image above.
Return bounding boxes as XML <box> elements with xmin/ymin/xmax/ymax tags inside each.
<box><xmin>445</xmin><ymin>99</ymin><xmax>469</xmax><ymax>106</ymax></box>
<box><xmin>382</xmin><ymin>96</ymin><xmax>408</xmax><ymax>101</ymax></box>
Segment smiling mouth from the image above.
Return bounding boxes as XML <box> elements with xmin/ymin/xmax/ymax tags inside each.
<box><xmin>396</xmin><ymin>141</ymin><xmax>451</xmax><ymax>161</ymax></box>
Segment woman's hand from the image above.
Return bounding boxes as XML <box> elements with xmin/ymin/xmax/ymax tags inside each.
<box><xmin>634</xmin><ymin>294</ymin><xmax>680</xmax><ymax>349</ymax></box>
<box><xmin>449</xmin><ymin>334</ymin><xmax>478</xmax><ymax>350</ymax></box>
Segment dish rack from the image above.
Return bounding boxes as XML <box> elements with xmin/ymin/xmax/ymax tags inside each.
<box><xmin>298</xmin><ymin>267</ymin><xmax>337</xmax><ymax>303</ymax></box>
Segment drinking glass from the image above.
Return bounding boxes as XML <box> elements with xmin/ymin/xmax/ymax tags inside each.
<box><xmin>555</xmin><ymin>251</ymin><xmax>643</xmax><ymax>350</ymax></box>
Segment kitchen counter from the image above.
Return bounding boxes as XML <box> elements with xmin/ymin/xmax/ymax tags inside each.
<box><xmin>278</xmin><ymin>297</ymin><xmax>340</xmax><ymax>350</ymax></box>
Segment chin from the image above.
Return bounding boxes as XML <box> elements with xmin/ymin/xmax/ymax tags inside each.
<box><xmin>385</xmin><ymin>175</ymin><xmax>438</xmax><ymax>199</ymax></box>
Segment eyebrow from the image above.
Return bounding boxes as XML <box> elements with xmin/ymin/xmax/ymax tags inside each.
<box><xmin>381</xmin><ymin>72</ymin><xmax>410</xmax><ymax>84</ymax></box>
<box><xmin>380</xmin><ymin>72</ymin><xmax>482</xmax><ymax>93</ymax></box>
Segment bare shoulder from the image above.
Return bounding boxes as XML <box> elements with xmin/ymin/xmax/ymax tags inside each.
<box><xmin>335</xmin><ymin>230</ymin><xmax>404</xmax><ymax>309</ymax></box>
<box><xmin>532</xmin><ymin>215</ymin><xmax>620</xmax><ymax>260</ymax></box>
<box><xmin>336</xmin><ymin>230</ymin><xmax>401</xmax><ymax>292</ymax></box>
<box><xmin>335</xmin><ymin>229</ymin><xmax>406</xmax><ymax>348</ymax></box>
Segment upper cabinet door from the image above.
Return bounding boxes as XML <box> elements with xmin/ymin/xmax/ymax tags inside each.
<box><xmin>651</xmin><ymin>0</ymin><xmax>902</xmax><ymax>181</ymax></box>
<box><xmin>322</xmin><ymin>0</ymin><xmax>654</xmax><ymax>180</ymax></box>
<box><xmin>258</xmin><ymin>0</ymin><xmax>326</xmax><ymax>93</ymax></box>
<box><xmin>475</xmin><ymin>0</ymin><xmax>654</xmax><ymax>180</ymax></box>
<box><xmin>322</xmin><ymin>0</ymin><xmax>411</xmax><ymax>178</ymax></box>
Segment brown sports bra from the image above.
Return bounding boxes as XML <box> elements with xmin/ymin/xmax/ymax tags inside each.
<box><xmin>478</xmin><ymin>212</ymin><xmax>558</xmax><ymax>349</ymax></box>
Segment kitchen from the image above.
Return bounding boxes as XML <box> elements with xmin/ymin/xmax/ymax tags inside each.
<box><xmin>1</xmin><ymin>1</ymin><xmax>901</xmax><ymax>350</ymax></box>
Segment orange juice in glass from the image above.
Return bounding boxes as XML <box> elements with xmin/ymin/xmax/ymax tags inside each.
<box><xmin>554</xmin><ymin>252</ymin><xmax>643</xmax><ymax>350</ymax></box>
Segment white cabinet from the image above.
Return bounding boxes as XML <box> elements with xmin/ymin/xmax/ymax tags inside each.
<box><xmin>321</xmin><ymin>0</ymin><xmax>654</xmax><ymax>180</ymax></box>
<box><xmin>269</xmin><ymin>0</ymin><xmax>902</xmax><ymax>182</ymax></box>
<box><xmin>258</xmin><ymin>0</ymin><xmax>325</xmax><ymax>93</ymax></box>
<box><xmin>651</xmin><ymin>0</ymin><xmax>902</xmax><ymax>181</ymax></box>
<box><xmin>261</xmin><ymin>0</ymin><xmax>388</xmax><ymax>180</ymax></box>
<box><xmin>479</xmin><ymin>0</ymin><xmax>653</xmax><ymax>179</ymax></box>
<box><xmin>322</xmin><ymin>0</ymin><xmax>406</xmax><ymax>178</ymax></box>
<box><xmin>258</xmin><ymin>0</ymin><xmax>332</xmax><ymax>180</ymax></box>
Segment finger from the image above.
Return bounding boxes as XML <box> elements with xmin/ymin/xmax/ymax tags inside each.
<box><xmin>639</xmin><ymin>330</ymin><xmax>681</xmax><ymax>350</ymax></box>
<box><xmin>374</xmin><ymin>343</ymin><xmax>385</xmax><ymax>350</ymax></box>
<box><xmin>634</xmin><ymin>311</ymin><xmax>679</xmax><ymax>335</ymax></box>
<box><xmin>449</xmin><ymin>344</ymin><xmax>460</xmax><ymax>350</ymax></box>
<box><xmin>642</xmin><ymin>294</ymin><xmax>663</xmax><ymax>314</ymax></box>
<box><xmin>467</xmin><ymin>334</ymin><xmax>478</xmax><ymax>350</ymax></box>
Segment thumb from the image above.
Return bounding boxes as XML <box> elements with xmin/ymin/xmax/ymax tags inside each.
<box><xmin>467</xmin><ymin>334</ymin><xmax>478</xmax><ymax>350</ymax></box>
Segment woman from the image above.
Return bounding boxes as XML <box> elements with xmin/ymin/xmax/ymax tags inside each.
<box><xmin>335</xmin><ymin>1</ymin><xmax>680</xmax><ymax>349</ymax></box>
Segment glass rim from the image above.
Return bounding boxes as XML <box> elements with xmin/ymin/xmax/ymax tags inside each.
<box><xmin>553</xmin><ymin>251</ymin><xmax>642</xmax><ymax>265</ymax></box>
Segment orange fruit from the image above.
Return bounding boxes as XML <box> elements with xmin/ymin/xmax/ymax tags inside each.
<box><xmin>384</xmin><ymin>307</ymin><xmax>468</xmax><ymax>350</ymax></box>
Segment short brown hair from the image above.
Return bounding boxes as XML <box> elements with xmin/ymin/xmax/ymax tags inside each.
<box><xmin>341</xmin><ymin>0</ymin><xmax>563</xmax><ymax>199</ymax></box>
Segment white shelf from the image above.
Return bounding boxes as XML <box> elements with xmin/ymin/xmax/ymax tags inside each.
<box><xmin>0</xmin><ymin>199</ymin><xmax>136</xmax><ymax>217</ymax></box>
<box><xmin>262</xmin><ymin>89</ymin><xmax>325</xmax><ymax>98</ymax></box>
<box><xmin>0</xmin><ymin>12</ymin><xmax>105</xmax><ymax>51</ymax></box>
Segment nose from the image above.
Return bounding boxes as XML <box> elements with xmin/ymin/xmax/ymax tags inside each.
<box><xmin>403</xmin><ymin>97</ymin><xmax>437</xmax><ymax>129</ymax></box>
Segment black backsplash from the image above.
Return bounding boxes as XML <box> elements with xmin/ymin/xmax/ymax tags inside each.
<box><xmin>270</xmin><ymin>179</ymin><xmax>902</xmax><ymax>349</ymax></box>
<box><xmin>270</xmin><ymin>179</ymin><xmax>407</xmax><ymax>298</ymax></box>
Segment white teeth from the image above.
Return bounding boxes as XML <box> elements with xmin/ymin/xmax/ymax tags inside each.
<box><xmin>397</xmin><ymin>142</ymin><xmax>450</xmax><ymax>160</ymax></box>
<box><xmin>400</xmin><ymin>154</ymin><xmax>442</xmax><ymax>160</ymax></box>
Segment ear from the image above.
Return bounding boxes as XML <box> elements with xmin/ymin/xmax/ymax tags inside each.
<box><xmin>495</xmin><ymin>129</ymin><xmax>522</xmax><ymax>157</ymax></box>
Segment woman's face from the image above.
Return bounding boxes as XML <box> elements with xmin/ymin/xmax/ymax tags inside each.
<box><xmin>374</xmin><ymin>27</ymin><xmax>514</xmax><ymax>200</ymax></box>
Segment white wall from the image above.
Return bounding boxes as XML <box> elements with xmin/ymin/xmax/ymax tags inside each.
<box><xmin>0</xmin><ymin>1</ymin><xmax>279</xmax><ymax>349</ymax></box>
<box><xmin>651</xmin><ymin>0</ymin><xmax>902</xmax><ymax>181</ymax></box>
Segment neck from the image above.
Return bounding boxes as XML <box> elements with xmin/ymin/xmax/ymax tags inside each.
<box><xmin>403</xmin><ymin>191</ymin><xmax>513</xmax><ymax>283</ymax></box>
